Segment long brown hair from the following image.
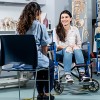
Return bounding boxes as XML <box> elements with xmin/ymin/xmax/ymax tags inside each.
<box><xmin>17</xmin><ymin>2</ymin><xmax>41</xmax><ymax>35</ymax></box>
<box><xmin>56</xmin><ymin>10</ymin><xmax>72</xmax><ymax>42</ymax></box>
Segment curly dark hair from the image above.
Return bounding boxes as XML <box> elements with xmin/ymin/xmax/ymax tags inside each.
<box><xmin>56</xmin><ymin>10</ymin><xmax>72</xmax><ymax>42</ymax></box>
<box><xmin>17</xmin><ymin>2</ymin><xmax>41</xmax><ymax>35</ymax></box>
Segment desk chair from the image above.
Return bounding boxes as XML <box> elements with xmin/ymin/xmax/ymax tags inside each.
<box><xmin>0</xmin><ymin>35</ymin><xmax>50</xmax><ymax>100</ymax></box>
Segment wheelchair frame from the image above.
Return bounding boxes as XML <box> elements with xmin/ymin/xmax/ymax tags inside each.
<box><xmin>49</xmin><ymin>42</ymin><xmax>100</xmax><ymax>94</ymax></box>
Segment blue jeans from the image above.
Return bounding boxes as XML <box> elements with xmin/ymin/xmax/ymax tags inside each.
<box><xmin>56</xmin><ymin>48</ymin><xmax>85</xmax><ymax>74</ymax></box>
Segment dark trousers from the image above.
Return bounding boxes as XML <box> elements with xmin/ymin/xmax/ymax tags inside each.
<box><xmin>36</xmin><ymin>59</ymin><xmax>54</xmax><ymax>93</ymax></box>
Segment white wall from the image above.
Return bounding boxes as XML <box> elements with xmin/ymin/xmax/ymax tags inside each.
<box><xmin>42</xmin><ymin>0</ymin><xmax>55</xmax><ymax>29</ymax></box>
<box><xmin>0</xmin><ymin>5</ymin><xmax>24</xmax><ymax>20</ymax></box>
<box><xmin>86</xmin><ymin>0</ymin><xmax>92</xmax><ymax>51</ymax></box>
<box><xmin>55</xmin><ymin>0</ymin><xmax>68</xmax><ymax>27</ymax></box>
<box><xmin>92</xmin><ymin>0</ymin><xmax>96</xmax><ymax>19</ymax></box>
<box><xmin>42</xmin><ymin>0</ymin><xmax>69</xmax><ymax>29</ymax></box>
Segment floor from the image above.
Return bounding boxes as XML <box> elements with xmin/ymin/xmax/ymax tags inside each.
<box><xmin>0</xmin><ymin>73</ymin><xmax>100</xmax><ymax>100</ymax></box>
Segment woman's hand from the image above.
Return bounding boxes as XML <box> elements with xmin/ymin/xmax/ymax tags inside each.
<box><xmin>72</xmin><ymin>45</ymin><xmax>80</xmax><ymax>50</ymax></box>
<box><xmin>66</xmin><ymin>46</ymin><xmax>73</xmax><ymax>53</ymax></box>
<box><xmin>66</xmin><ymin>44</ymin><xmax>80</xmax><ymax>53</ymax></box>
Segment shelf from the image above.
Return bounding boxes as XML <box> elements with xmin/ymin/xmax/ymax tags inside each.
<box><xmin>0</xmin><ymin>2</ymin><xmax>26</xmax><ymax>6</ymax></box>
<box><xmin>0</xmin><ymin>31</ymin><xmax>15</xmax><ymax>35</ymax></box>
<box><xmin>0</xmin><ymin>0</ymin><xmax>46</xmax><ymax>6</ymax></box>
<box><xmin>0</xmin><ymin>30</ymin><xmax>52</xmax><ymax>32</ymax></box>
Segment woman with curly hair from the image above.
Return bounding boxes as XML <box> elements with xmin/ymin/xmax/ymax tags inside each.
<box><xmin>17</xmin><ymin>2</ymin><xmax>54</xmax><ymax>100</ymax></box>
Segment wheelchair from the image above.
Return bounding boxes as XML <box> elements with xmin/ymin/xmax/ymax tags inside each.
<box><xmin>49</xmin><ymin>42</ymin><xmax>100</xmax><ymax>94</ymax></box>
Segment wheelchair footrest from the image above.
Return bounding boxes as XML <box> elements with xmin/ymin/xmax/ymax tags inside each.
<box><xmin>61</xmin><ymin>81</ymin><xmax>74</xmax><ymax>85</ymax></box>
<box><xmin>79</xmin><ymin>81</ymin><xmax>91</xmax><ymax>85</ymax></box>
<box><xmin>75</xmin><ymin>63</ymin><xmax>86</xmax><ymax>67</ymax></box>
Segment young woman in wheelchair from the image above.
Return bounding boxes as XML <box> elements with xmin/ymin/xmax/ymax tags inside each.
<box><xmin>53</xmin><ymin>10</ymin><xmax>86</xmax><ymax>83</ymax></box>
<box><xmin>16</xmin><ymin>2</ymin><xmax>54</xmax><ymax>100</ymax></box>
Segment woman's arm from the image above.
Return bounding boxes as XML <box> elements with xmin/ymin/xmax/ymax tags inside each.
<box><xmin>41</xmin><ymin>45</ymin><xmax>48</xmax><ymax>56</ymax></box>
<box><xmin>53</xmin><ymin>28</ymin><xmax>66</xmax><ymax>50</ymax></box>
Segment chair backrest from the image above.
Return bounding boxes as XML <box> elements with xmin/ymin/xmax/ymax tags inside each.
<box><xmin>0</xmin><ymin>35</ymin><xmax>37</xmax><ymax>69</ymax></box>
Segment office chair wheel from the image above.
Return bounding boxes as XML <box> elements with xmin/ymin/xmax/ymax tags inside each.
<box><xmin>54</xmin><ymin>81</ymin><xmax>64</xmax><ymax>94</ymax></box>
<box><xmin>88</xmin><ymin>79</ymin><xmax>99</xmax><ymax>92</ymax></box>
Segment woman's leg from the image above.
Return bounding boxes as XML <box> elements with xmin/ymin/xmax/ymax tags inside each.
<box><xmin>63</xmin><ymin>49</ymin><xmax>72</xmax><ymax>74</ymax></box>
<box><xmin>74</xmin><ymin>49</ymin><xmax>85</xmax><ymax>72</ymax></box>
<box><xmin>57</xmin><ymin>49</ymin><xmax>73</xmax><ymax>82</ymax></box>
<box><xmin>36</xmin><ymin>70</ymin><xmax>44</xmax><ymax>94</ymax></box>
<box><xmin>44</xmin><ymin>59</ymin><xmax>54</xmax><ymax>93</ymax></box>
<box><xmin>56</xmin><ymin>49</ymin><xmax>72</xmax><ymax>73</ymax></box>
<box><xmin>36</xmin><ymin>60</ymin><xmax>54</xmax><ymax>93</ymax></box>
<box><xmin>42</xmin><ymin>59</ymin><xmax>55</xmax><ymax>100</ymax></box>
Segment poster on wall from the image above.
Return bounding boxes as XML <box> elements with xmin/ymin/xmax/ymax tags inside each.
<box><xmin>72</xmin><ymin>0</ymin><xmax>88</xmax><ymax>42</ymax></box>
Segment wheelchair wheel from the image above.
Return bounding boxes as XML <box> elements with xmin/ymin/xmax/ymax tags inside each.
<box><xmin>54</xmin><ymin>81</ymin><xmax>64</xmax><ymax>94</ymax></box>
<box><xmin>88</xmin><ymin>79</ymin><xmax>99</xmax><ymax>92</ymax></box>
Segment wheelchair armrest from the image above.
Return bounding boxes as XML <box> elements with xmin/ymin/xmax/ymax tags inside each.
<box><xmin>82</xmin><ymin>41</ymin><xmax>90</xmax><ymax>50</ymax></box>
<box><xmin>49</xmin><ymin>42</ymin><xmax>55</xmax><ymax>46</ymax></box>
<box><xmin>82</xmin><ymin>41</ymin><xmax>89</xmax><ymax>46</ymax></box>
<box><xmin>48</xmin><ymin>42</ymin><xmax>55</xmax><ymax>51</ymax></box>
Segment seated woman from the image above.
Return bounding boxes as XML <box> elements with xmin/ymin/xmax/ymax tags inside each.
<box><xmin>53</xmin><ymin>10</ymin><xmax>85</xmax><ymax>83</ymax></box>
<box><xmin>16</xmin><ymin>2</ymin><xmax>54</xmax><ymax>100</ymax></box>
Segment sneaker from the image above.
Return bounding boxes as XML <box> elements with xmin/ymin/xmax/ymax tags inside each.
<box><xmin>79</xmin><ymin>72</ymin><xmax>89</xmax><ymax>81</ymax></box>
<box><xmin>82</xmin><ymin>76</ymin><xmax>90</xmax><ymax>80</ymax></box>
<box><xmin>65</xmin><ymin>74</ymin><xmax>74</xmax><ymax>83</ymax></box>
<box><xmin>43</xmin><ymin>94</ymin><xmax>55</xmax><ymax>100</ymax></box>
